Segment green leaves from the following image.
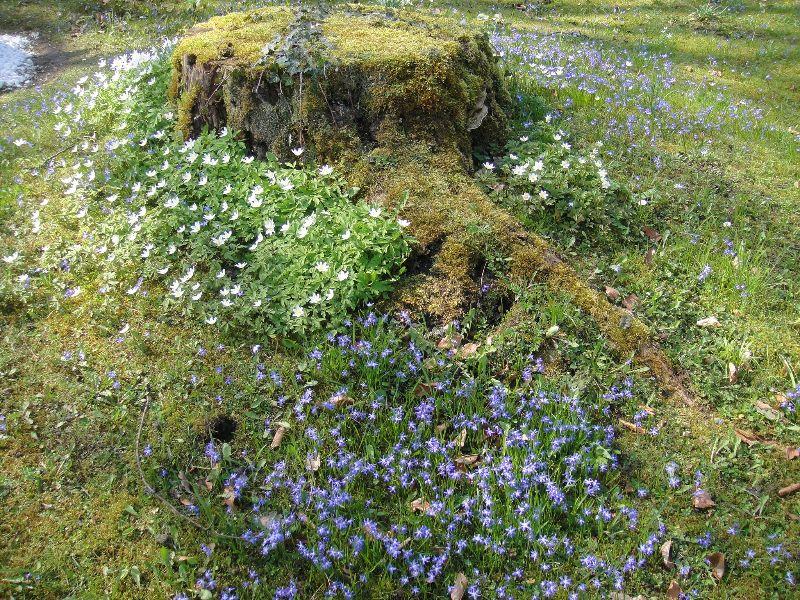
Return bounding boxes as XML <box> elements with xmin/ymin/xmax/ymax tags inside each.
<box><xmin>257</xmin><ymin>3</ymin><xmax>336</xmax><ymax>84</ymax></box>
<box><xmin>55</xmin><ymin>52</ymin><xmax>410</xmax><ymax>340</ymax></box>
<box><xmin>484</xmin><ymin>121</ymin><xmax>645</xmax><ymax>246</ymax></box>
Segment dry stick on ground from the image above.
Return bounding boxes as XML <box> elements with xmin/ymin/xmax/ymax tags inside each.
<box><xmin>37</xmin><ymin>142</ymin><xmax>78</xmax><ymax>170</ymax></box>
<box><xmin>778</xmin><ymin>483</ymin><xmax>800</xmax><ymax>498</ymax></box>
<box><xmin>135</xmin><ymin>391</ymin><xmax>240</xmax><ymax>540</ymax></box>
<box><xmin>619</xmin><ymin>419</ymin><xmax>647</xmax><ymax>434</ymax></box>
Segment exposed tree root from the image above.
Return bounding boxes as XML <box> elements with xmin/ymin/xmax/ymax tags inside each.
<box><xmin>358</xmin><ymin>147</ymin><xmax>698</xmax><ymax>406</ymax></box>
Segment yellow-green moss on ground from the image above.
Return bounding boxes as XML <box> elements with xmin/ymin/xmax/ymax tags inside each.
<box><xmin>355</xmin><ymin>142</ymin><xmax>694</xmax><ymax>404</ymax></box>
<box><xmin>171</xmin><ymin>7</ymin><xmax>293</xmax><ymax>68</ymax></box>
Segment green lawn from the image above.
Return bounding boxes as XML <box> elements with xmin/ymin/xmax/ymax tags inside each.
<box><xmin>1</xmin><ymin>1</ymin><xmax>798</xmax><ymax>598</ymax></box>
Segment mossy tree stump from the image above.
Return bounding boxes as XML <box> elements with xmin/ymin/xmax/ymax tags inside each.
<box><xmin>171</xmin><ymin>5</ymin><xmax>696</xmax><ymax>405</ymax></box>
<box><xmin>172</xmin><ymin>5</ymin><xmax>509</xmax><ymax>164</ymax></box>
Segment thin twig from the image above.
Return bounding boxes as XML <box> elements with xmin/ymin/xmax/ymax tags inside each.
<box><xmin>38</xmin><ymin>132</ymin><xmax>100</xmax><ymax>170</ymax></box>
<box><xmin>38</xmin><ymin>144</ymin><xmax>73</xmax><ymax>170</ymax></box>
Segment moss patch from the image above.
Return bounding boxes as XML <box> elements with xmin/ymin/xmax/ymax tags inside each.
<box><xmin>174</xmin><ymin>5</ymin><xmax>466</xmax><ymax>69</ymax></box>
<box><xmin>171</xmin><ymin>5</ymin><xmax>510</xmax><ymax>159</ymax></box>
<box><xmin>354</xmin><ymin>141</ymin><xmax>693</xmax><ymax>404</ymax></box>
<box><xmin>171</xmin><ymin>8</ymin><xmax>293</xmax><ymax>68</ymax></box>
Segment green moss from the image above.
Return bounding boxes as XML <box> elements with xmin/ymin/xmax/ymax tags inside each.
<box><xmin>172</xmin><ymin>7</ymin><xmax>293</xmax><ymax>68</ymax></box>
<box><xmin>353</xmin><ymin>142</ymin><xmax>694</xmax><ymax>401</ymax></box>
<box><xmin>171</xmin><ymin>5</ymin><xmax>510</xmax><ymax>160</ymax></box>
<box><xmin>506</xmin><ymin>240</ymin><xmax>695</xmax><ymax>403</ymax></box>
<box><xmin>175</xmin><ymin>84</ymin><xmax>200</xmax><ymax>137</ymax></box>
<box><xmin>173</xmin><ymin>5</ymin><xmax>464</xmax><ymax>69</ymax></box>
<box><xmin>325</xmin><ymin>12</ymin><xmax>461</xmax><ymax>66</ymax></box>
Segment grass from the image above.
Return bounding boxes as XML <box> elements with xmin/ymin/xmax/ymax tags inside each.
<box><xmin>1</xmin><ymin>0</ymin><xmax>799</xmax><ymax>598</ymax></box>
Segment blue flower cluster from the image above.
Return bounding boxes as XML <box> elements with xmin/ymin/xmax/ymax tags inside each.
<box><xmin>145</xmin><ymin>314</ymin><xmax>667</xmax><ymax>598</ymax></box>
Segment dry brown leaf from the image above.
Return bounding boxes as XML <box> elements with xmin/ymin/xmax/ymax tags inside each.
<box><xmin>455</xmin><ymin>428</ymin><xmax>467</xmax><ymax>448</ymax></box>
<box><xmin>644</xmin><ymin>247</ymin><xmax>655</xmax><ymax>265</ymax></box>
<box><xmin>643</xmin><ymin>226</ymin><xmax>662</xmax><ymax>242</ymax></box>
<box><xmin>697</xmin><ymin>316</ymin><xmax>721</xmax><ymax>328</ymax></box>
<box><xmin>410</xmin><ymin>497</ymin><xmax>431</xmax><ymax>513</ymax></box>
<box><xmin>223</xmin><ymin>486</ymin><xmax>236</xmax><ymax>509</ymax></box>
<box><xmin>330</xmin><ymin>394</ymin><xmax>354</xmax><ymax>408</ymax></box>
<box><xmin>733</xmin><ymin>429</ymin><xmax>798</xmax><ymax>460</ymax></box>
<box><xmin>450</xmin><ymin>572</ymin><xmax>468</xmax><ymax>600</ymax></box>
<box><xmin>734</xmin><ymin>428</ymin><xmax>760</xmax><ymax>446</ymax></box>
<box><xmin>619</xmin><ymin>419</ymin><xmax>647</xmax><ymax>434</ymax></box>
<box><xmin>459</xmin><ymin>343</ymin><xmax>480</xmax><ymax>358</ymax></box>
<box><xmin>727</xmin><ymin>362</ymin><xmax>738</xmax><ymax>383</ymax></box>
<box><xmin>271</xmin><ymin>425</ymin><xmax>287</xmax><ymax>449</ymax></box>
<box><xmin>661</xmin><ymin>540</ymin><xmax>675</xmax><ymax>570</ymax></box>
<box><xmin>177</xmin><ymin>471</ymin><xmax>192</xmax><ymax>494</ymax></box>
<box><xmin>667</xmin><ymin>580</ymin><xmax>682</xmax><ymax>599</ymax></box>
<box><xmin>454</xmin><ymin>454</ymin><xmax>480</xmax><ymax>469</ymax></box>
<box><xmin>414</xmin><ymin>382</ymin><xmax>435</xmax><ymax>398</ymax></box>
<box><xmin>306</xmin><ymin>453</ymin><xmax>321</xmax><ymax>472</ymax></box>
<box><xmin>692</xmin><ymin>490</ymin><xmax>716</xmax><ymax>510</ymax></box>
<box><xmin>204</xmin><ymin>478</ymin><xmax>213</xmax><ymax>492</ymax></box>
<box><xmin>605</xmin><ymin>286</ymin><xmax>620</xmax><ymax>301</ymax></box>
<box><xmin>622</xmin><ymin>294</ymin><xmax>639</xmax><ymax>311</ymax></box>
<box><xmin>179</xmin><ymin>497</ymin><xmax>193</xmax><ymax>506</ymax></box>
<box><xmin>734</xmin><ymin>428</ymin><xmax>785</xmax><ymax>449</ymax></box>
<box><xmin>707</xmin><ymin>551</ymin><xmax>725</xmax><ymax>580</ymax></box>
<box><xmin>437</xmin><ymin>335</ymin><xmax>463</xmax><ymax>350</ymax></box>
<box><xmin>778</xmin><ymin>482</ymin><xmax>800</xmax><ymax>498</ymax></box>
<box><xmin>755</xmin><ymin>401</ymin><xmax>782</xmax><ymax>421</ymax></box>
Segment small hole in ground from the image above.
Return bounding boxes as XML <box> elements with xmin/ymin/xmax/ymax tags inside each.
<box><xmin>405</xmin><ymin>237</ymin><xmax>444</xmax><ymax>276</ymax></box>
<box><xmin>472</xmin><ymin>260</ymin><xmax>515</xmax><ymax>329</ymax></box>
<box><xmin>207</xmin><ymin>415</ymin><xmax>237</xmax><ymax>443</ymax></box>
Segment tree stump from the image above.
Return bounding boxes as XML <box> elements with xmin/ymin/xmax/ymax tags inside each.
<box><xmin>171</xmin><ymin>5</ymin><xmax>510</xmax><ymax>164</ymax></box>
<box><xmin>170</xmin><ymin>5</ymin><xmax>697</xmax><ymax>405</ymax></box>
